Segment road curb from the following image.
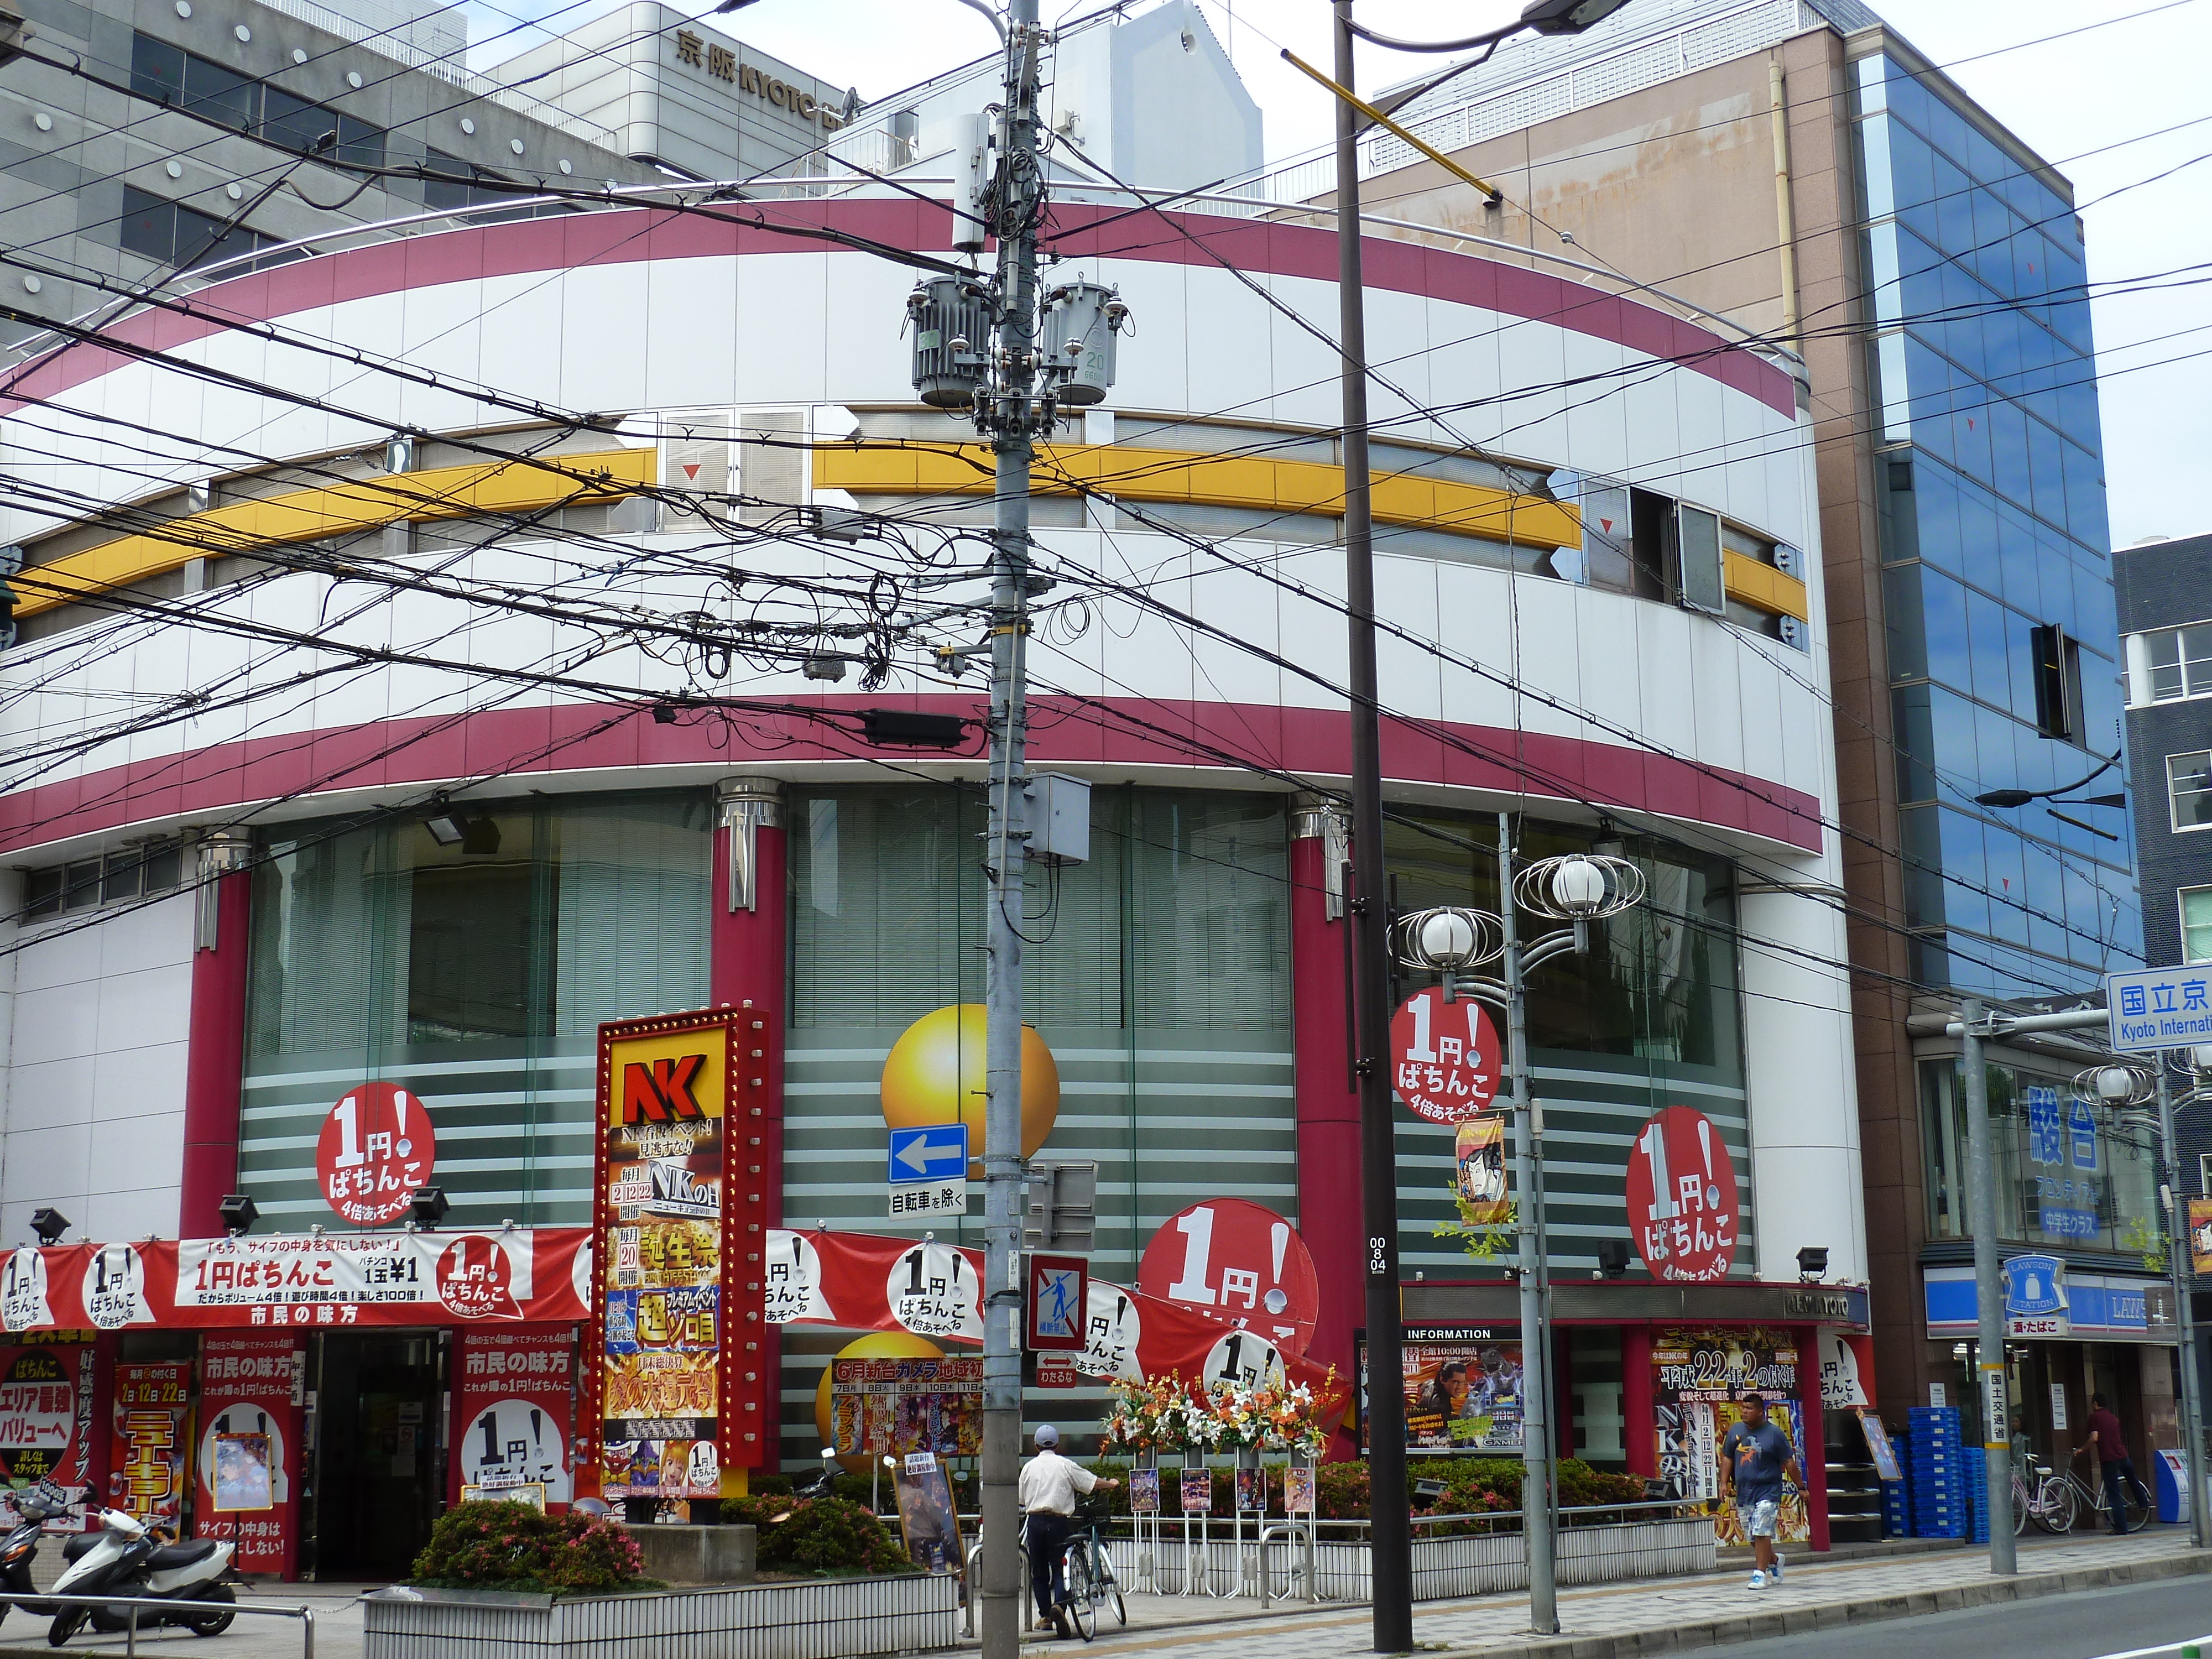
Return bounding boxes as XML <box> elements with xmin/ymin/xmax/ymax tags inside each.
<box><xmin>1453</xmin><ymin>1548</ymin><xmax>2212</xmax><ymax>1659</ymax></box>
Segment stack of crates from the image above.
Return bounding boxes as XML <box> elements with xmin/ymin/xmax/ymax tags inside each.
<box><xmin>1963</xmin><ymin>1447</ymin><xmax>1990</xmax><ymax>1543</ymax></box>
<box><xmin>1883</xmin><ymin>1426</ymin><xmax>1913</xmax><ymax>1536</ymax></box>
<box><xmin>1908</xmin><ymin>1406</ymin><xmax>1966</xmax><ymax>1538</ymax></box>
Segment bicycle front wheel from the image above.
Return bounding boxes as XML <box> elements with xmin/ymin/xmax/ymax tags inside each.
<box><xmin>1062</xmin><ymin>1551</ymin><xmax>1097</xmax><ymax>1642</ymax></box>
<box><xmin>2119</xmin><ymin>1477</ymin><xmax>2153</xmax><ymax>1533</ymax></box>
<box><xmin>2010</xmin><ymin>1478</ymin><xmax>2030</xmax><ymax>1537</ymax></box>
<box><xmin>2037</xmin><ymin>1476</ymin><xmax>2078</xmax><ymax>1534</ymax></box>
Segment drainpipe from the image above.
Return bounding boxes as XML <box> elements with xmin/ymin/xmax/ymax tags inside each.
<box><xmin>1770</xmin><ymin>59</ymin><xmax>1801</xmax><ymax>350</ymax></box>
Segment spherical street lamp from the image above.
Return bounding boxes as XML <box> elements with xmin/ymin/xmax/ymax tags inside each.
<box><xmin>1419</xmin><ymin>908</ymin><xmax>1479</xmax><ymax>967</ymax></box>
<box><xmin>1394</xmin><ymin>905</ymin><xmax>1503</xmax><ymax>974</ymax></box>
<box><xmin>2073</xmin><ymin>1061</ymin><xmax>2153</xmax><ymax>1108</ymax></box>
<box><xmin>1514</xmin><ymin>851</ymin><xmax>1646</xmax><ymax>921</ymax></box>
<box><xmin>1549</xmin><ymin>855</ymin><xmax>1606</xmax><ymax>917</ymax></box>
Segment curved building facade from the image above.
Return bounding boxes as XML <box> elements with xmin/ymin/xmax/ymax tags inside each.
<box><xmin>0</xmin><ymin>187</ymin><xmax>1864</xmax><ymax>1554</ymax></box>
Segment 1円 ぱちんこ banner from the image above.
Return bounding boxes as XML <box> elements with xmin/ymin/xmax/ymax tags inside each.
<box><xmin>589</xmin><ymin>1007</ymin><xmax>770</xmax><ymax>1504</ymax></box>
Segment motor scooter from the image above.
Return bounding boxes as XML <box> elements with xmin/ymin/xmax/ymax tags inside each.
<box><xmin>0</xmin><ymin>1481</ymin><xmax>70</xmax><ymax>1625</ymax></box>
<box><xmin>45</xmin><ymin>1507</ymin><xmax>236</xmax><ymax>1646</ymax></box>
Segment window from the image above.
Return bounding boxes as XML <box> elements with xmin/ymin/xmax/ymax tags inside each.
<box><xmin>20</xmin><ymin>843</ymin><xmax>185</xmax><ymax>921</ymax></box>
<box><xmin>2171</xmin><ymin>750</ymin><xmax>2212</xmax><ymax>832</ymax></box>
<box><xmin>128</xmin><ymin>31</ymin><xmax>383</xmax><ymax>165</ymax></box>
<box><xmin>2029</xmin><ymin>622</ymin><xmax>2081</xmax><ymax>742</ymax></box>
<box><xmin>119</xmin><ymin>185</ymin><xmax>277</xmax><ymax>271</ymax></box>
<box><xmin>1674</xmin><ymin>504</ymin><xmax>1725</xmax><ymax>614</ymax></box>
<box><xmin>2184</xmin><ymin>886</ymin><xmax>2212</xmax><ymax>963</ymax></box>
<box><xmin>2141</xmin><ymin>623</ymin><xmax>2212</xmax><ymax>702</ymax></box>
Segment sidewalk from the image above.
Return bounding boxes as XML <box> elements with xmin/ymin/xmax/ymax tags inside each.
<box><xmin>1008</xmin><ymin>1527</ymin><xmax>2210</xmax><ymax>1658</ymax></box>
<box><xmin>0</xmin><ymin>1531</ymin><xmax>2195</xmax><ymax>1658</ymax></box>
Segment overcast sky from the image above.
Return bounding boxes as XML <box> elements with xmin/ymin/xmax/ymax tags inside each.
<box><xmin>461</xmin><ymin>0</ymin><xmax>2210</xmax><ymax>549</ymax></box>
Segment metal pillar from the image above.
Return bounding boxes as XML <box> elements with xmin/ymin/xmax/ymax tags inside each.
<box><xmin>2156</xmin><ymin>1064</ymin><xmax>2210</xmax><ymax>1548</ymax></box>
<box><xmin>1331</xmin><ymin>2</ymin><xmax>1410</xmax><ymax>1646</ymax></box>
<box><xmin>1959</xmin><ymin>998</ymin><xmax>2015</xmax><ymax>1574</ymax></box>
<box><xmin>978</xmin><ymin>8</ymin><xmax>1044</xmax><ymax>1657</ymax></box>
<box><xmin>1497</xmin><ymin>815</ymin><xmax>1557</xmax><ymax>1633</ymax></box>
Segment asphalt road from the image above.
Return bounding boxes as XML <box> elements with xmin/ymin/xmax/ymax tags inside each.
<box><xmin>1674</xmin><ymin>1575</ymin><xmax>2212</xmax><ymax>1659</ymax></box>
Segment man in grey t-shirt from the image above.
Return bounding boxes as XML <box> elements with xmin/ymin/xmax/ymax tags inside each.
<box><xmin>1718</xmin><ymin>1392</ymin><xmax>1803</xmax><ymax>1590</ymax></box>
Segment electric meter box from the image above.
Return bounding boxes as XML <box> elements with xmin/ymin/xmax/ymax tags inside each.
<box><xmin>1025</xmin><ymin>772</ymin><xmax>1091</xmax><ymax>865</ymax></box>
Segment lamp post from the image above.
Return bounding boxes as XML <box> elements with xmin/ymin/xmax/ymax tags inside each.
<box><xmin>1390</xmin><ymin>827</ymin><xmax>1644</xmax><ymax>1635</ymax></box>
<box><xmin>1310</xmin><ymin>4</ymin><xmax>1633</xmax><ymax>1646</ymax></box>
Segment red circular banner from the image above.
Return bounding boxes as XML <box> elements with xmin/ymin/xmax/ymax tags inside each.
<box><xmin>316</xmin><ymin>1082</ymin><xmax>436</xmax><ymax>1227</ymax></box>
<box><xmin>1136</xmin><ymin>1199</ymin><xmax>1319</xmax><ymax>1358</ymax></box>
<box><xmin>1389</xmin><ymin>989</ymin><xmax>1501</xmax><ymax>1124</ymax></box>
<box><xmin>1624</xmin><ymin>1105</ymin><xmax>1740</xmax><ymax>1282</ymax></box>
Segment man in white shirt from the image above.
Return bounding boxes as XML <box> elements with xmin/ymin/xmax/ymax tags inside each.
<box><xmin>1017</xmin><ymin>1425</ymin><xmax>1119</xmax><ymax>1635</ymax></box>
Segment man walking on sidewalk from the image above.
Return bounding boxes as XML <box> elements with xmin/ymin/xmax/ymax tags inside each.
<box><xmin>1719</xmin><ymin>1392</ymin><xmax>1804</xmax><ymax>1591</ymax></box>
<box><xmin>1018</xmin><ymin>1425</ymin><xmax>1119</xmax><ymax>1636</ymax></box>
<box><xmin>2072</xmin><ymin>1393</ymin><xmax>2136</xmax><ymax>1534</ymax></box>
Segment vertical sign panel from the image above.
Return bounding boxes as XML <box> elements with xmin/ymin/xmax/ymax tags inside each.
<box><xmin>194</xmin><ymin>1332</ymin><xmax>302</xmax><ymax>1576</ymax></box>
<box><xmin>589</xmin><ymin>1007</ymin><xmax>765</xmax><ymax>1507</ymax></box>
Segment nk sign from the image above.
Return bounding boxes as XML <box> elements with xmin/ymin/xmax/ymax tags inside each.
<box><xmin>2105</xmin><ymin>965</ymin><xmax>2212</xmax><ymax>1053</ymax></box>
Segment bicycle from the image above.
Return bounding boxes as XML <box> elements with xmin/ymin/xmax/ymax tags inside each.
<box><xmin>2010</xmin><ymin>1458</ymin><xmax>2151</xmax><ymax>1536</ymax></box>
<box><xmin>1057</xmin><ymin>1494</ymin><xmax>1128</xmax><ymax>1642</ymax></box>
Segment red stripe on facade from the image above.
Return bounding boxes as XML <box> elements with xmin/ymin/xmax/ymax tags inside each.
<box><xmin>0</xmin><ymin>696</ymin><xmax>1824</xmax><ymax>855</ymax></box>
<box><xmin>1</xmin><ymin>200</ymin><xmax>1796</xmax><ymax>419</ymax></box>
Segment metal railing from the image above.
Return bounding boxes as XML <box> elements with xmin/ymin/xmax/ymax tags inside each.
<box><xmin>0</xmin><ymin>1590</ymin><xmax>315</xmax><ymax>1658</ymax></box>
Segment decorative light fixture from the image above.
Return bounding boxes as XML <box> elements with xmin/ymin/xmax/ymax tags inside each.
<box><xmin>1515</xmin><ymin>851</ymin><xmax>1646</xmax><ymax>921</ymax></box>
<box><xmin>2074</xmin><ymin>1060</ymin><xmax>2153</xmax><ymax>1107</ymax></box>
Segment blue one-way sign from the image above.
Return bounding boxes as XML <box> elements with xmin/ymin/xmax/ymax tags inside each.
<box><xmin>888</xmin><ymin>1124</ymin><xmax>970</xmax><ymax>1183</ymax></box>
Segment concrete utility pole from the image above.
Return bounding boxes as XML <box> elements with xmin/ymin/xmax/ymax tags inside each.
<box><xmin>979</xmin><ymin>7</ymin><xmax>1044</xmax><ymax>1656</ymax></box>
<box><xmin>2153</xmin><ymin>1062</ymin><xmax>2209</xmax><ymax>1549</ymax></box>
<box><xmin>1958</xmin><ymin>997</ymin><xmax>2016</xmax><ymax>1575</ymax></box>
<box><xmin>1327</xmin><ymin>3</ymin><xmax>1413</xmax><ymax>1647</ymax></box>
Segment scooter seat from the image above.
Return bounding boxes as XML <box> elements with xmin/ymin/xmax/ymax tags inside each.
<box><xmin>61</xmin><ymin>1534</ymin><xmax>100</xmax><ymax>1562</ymax></box>
<box><xmin>147</xmin><ymin>1540</ymin><xmax>221</xmax><ymax>1571</ymax></box>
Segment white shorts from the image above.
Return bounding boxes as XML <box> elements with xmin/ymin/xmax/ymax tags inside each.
<box><xmin>1741</xmin><ymin>1496</ymin><xmax>1780</xmax><ymax>1539</ymax></box>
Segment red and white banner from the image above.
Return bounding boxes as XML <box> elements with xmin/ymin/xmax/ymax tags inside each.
<box><xmin>316</xmin><ymin>1082</ymin><xmax>437</xmax><ymax>1227</ymax></box>
<box><xmin>0</xmin><ymin>1234</ymin><xmax>592</xmax><ymax>1333</ymax></box>
<box><xmin>194</xmin><ymin>1333</ymin><xmax>301</xmax><ymax>1577</ymax></box>
<box><xmin>765</xmin><ymin>1229</ymin><xmax>1349</xmax><ymax>1425</ymax></box>
<box><xmin>1136</xmin><ymin>1199</ymin><xmax>1321</xmax><ymax>1358</ymax></box>
<box><xmin>450</xmin><ymin>1328</ymin><xmax>576</xmax><ymax>1511</ymax></box>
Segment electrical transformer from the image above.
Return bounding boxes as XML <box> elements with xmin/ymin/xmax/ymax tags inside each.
<box><xmin>1037</xmin><ymin>281</ymin><xmax>1128</xmax><ymax>406</ymax></box>
<box><xmin>906</xmin><ymin>276</ymin><xmax>992</xmax><ymax>409</ymax></box>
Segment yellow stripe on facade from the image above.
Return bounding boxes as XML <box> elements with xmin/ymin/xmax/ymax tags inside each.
<box><xmin>1721</xmin><ymin>549</ymin><xmax>1810</xmax><ymax>623</ymax></box>
<box><xmin>18</xmin><ymin>447</ymin><xmax>656</xmax><ymax>619</ymax></box>
<box><xmin>812</xmin><ymin>442</ymin><xmax>1584</xmax><ymax>551</ymax></box>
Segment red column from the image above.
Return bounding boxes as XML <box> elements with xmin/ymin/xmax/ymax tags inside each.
<box><xmin>180</xmin><ymin>842</ymin><xmax>252</xmax><ymax>1240</ymax></box>
<box><xmin>1622</xmin><ymin>1328</ymin><xmax>1656</xmax><ymax>1479</ymax></box>
<box><xmin>1289</xmin><ymin>800</ymin><xmax>1360</xmax><ymax>1453</ymax></box>
<box><xmin>1797</xmin><ymin>1324</ymin><xmax>1831</xmax><ymax>1552</ymax></box>
<box><xmin>714</xmin><ymin>779</ymin><xmax>787</xmax><ymax>1480</ymax></box>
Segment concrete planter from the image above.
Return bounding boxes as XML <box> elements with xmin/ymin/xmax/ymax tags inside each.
<box><xmin>363</xmin><ymin>1572</ymin><xmax>959</xmax><ymax>1659</ymax></box>
<box><xmin>612</xmin><ymin>1522</ymin><xmax>757</xmax><ymax>1586</ymax></box>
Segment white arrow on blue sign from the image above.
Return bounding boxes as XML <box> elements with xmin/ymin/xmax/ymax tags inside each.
<box><xmin>888</xmin><ymin>1124</ymin><xmax>970</xmax><ymax>1184</ymax></box>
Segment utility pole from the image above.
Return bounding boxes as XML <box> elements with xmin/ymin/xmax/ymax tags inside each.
<box><xmin>979</xmin><ymin>8</ymin><xmax>1044</xmax><ymax>1657</ymax></box>
<box><xmin>1496</xmin><ymin>816</ymin><xmax>1558</xmax><ymax>1632</ymax></box>
<box><xmin>1958</xmin><ymin>997</ymin><xmax>2016</xmax><ymax>1575</ymax></box>
<box><xmin>2155</xmin><ymin>1061</ymin><xmax>2210</xmax><ymax>1549</ymax></box>
<box><xmin>1329</xmin><ymin>3</ymin><xmax>1412</xmax><ymax>1648</ymax></box>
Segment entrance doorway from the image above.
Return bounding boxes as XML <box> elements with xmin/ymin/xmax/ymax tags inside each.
<box><xmin>304</xmin><ymin>1332</ymin><xmax>446</xmax><ymax>1580</ymax></box>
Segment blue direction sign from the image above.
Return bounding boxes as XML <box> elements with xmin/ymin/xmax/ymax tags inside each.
<box><xmin>2106</xmin><ymin>964</ymin><xmax>2212</xmax><ymax>1053</ymax></box>
<box><xmin>888</xmin><ymin>1124</ymin><xmax>970</xmax><ymax>1185</ymax></box>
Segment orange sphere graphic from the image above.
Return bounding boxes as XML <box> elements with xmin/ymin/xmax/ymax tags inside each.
<box><xmin>879</xmin><ymin>1004</ymin><xmax>1061</xmax><ymax>1179</ymax></box>
<box><xmin>814</xmin><ymin>1332</ymin><xmax>944</xmax><ymax>1473</ymax></box>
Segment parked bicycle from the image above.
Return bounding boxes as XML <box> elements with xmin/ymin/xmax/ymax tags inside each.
<box><xmin>1056</xmin><ymin>1494</ymin><xmax>1128</xmax><ymax>1641</ymax></box>
<box><xmin>2010</xmin><ymin>1458</ymin><xmax>2151</xmax><ymax>1536</ymax></box>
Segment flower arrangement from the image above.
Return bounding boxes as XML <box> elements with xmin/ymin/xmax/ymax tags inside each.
<box><xmin>1100</xmin><ymin>1368</ymin><xmax>1337</xmax><ymax>1457</ymax></box>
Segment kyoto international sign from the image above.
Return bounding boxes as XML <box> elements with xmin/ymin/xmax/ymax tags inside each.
<box><xmin>2106</xmin><ymin>964</ymin><xmax>2212</xmax><ymax>1054</ymax></box>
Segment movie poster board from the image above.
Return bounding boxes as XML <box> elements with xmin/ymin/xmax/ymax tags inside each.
<box><xmin>110</xmin><ymin>1362</ymin><xmax>194</xmax><ymax>1527</ymax></box>
<box><xmin>1652</xmin><ymin>1327</ymin><xmax>1809</xmax><ymax>1546</ymax></box>
<box><xmin>830</xmin><ymin>1357</ymin><xmax>982</xmax><ymax>1459</ymax></box>
<box><xmin>1357</xmin><ymin>1325</ymin><xmax>1524</xmax><ymax>1454</ymax></box>
<box><xmin>892</xmin><ymin>1451</ymin><xmax>964</xmax><ymax>1574</ymax></box>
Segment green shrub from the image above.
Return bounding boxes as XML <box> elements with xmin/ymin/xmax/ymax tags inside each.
<box><xmin>410</xmin><ymin>1501</ymin><xmax>646</xmax><ymax>1594</ymax></box>
<box><xmin>718</xmin><ymin>1494</ymin><xmax>918</xmax><ymax>1577</ymax></box>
